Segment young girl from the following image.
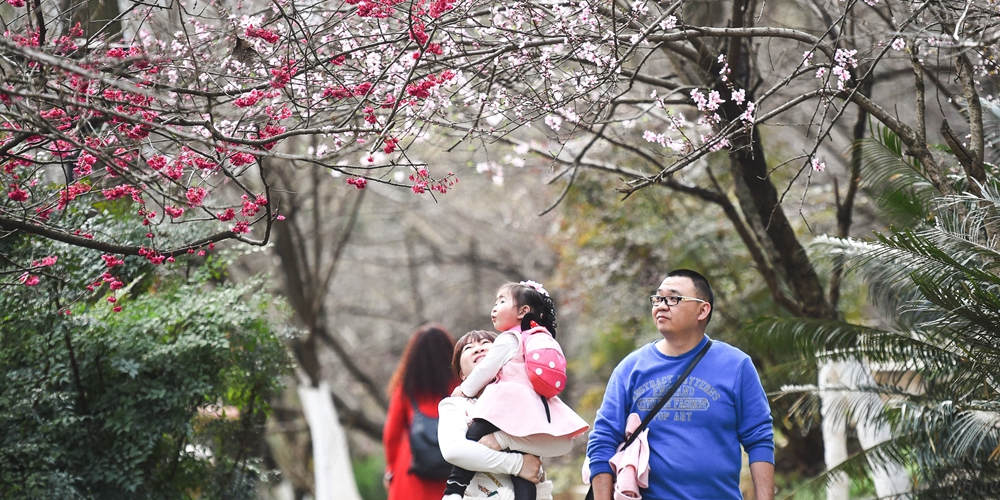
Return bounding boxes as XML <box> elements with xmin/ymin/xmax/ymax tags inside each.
<box><xmin>442</xmin><ymin>281</ymin><xmax>589</xmax><ymax>500</ymax></box>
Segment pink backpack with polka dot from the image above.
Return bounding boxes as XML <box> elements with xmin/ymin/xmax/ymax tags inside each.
<box><xmin>520</xmin><ymin>318</ymin><xmax>567</xmax><ymax>399</ymax></box>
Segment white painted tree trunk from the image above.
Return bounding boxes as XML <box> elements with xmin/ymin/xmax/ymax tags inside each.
<box><xmin>819</xmin><ymin>361</ymin><xmax>911</xmax><ymax>500</ymax></box>
<box><xmin>298</xmin><ymin>380</ymin><xmax>363</xmax><ymax>500</ymax></box>
<box><xmin>819</xmin><ymin>362</ymin><xmax>850</xmax><ymax>500</ymax></box>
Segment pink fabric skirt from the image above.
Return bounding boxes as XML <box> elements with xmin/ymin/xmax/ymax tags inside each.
<box><xmin>471</xmin><ymin>379</ymin><xmax>589</xmax><ymax>438</ymax></box>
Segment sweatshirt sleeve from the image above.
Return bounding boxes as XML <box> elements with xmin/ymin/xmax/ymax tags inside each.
<box><xmin>438</xmin><ymin>397</ymin><xmax>523</xmax><ymax>475</ymax></box>
<box><xmin>736</xmin><ymin>357</ymin><xmax>775</xmax><ymax>464</ymax></box>
<box><xmin>586</xmin><ymin>358</ymin><xmax>630</xmax><ymax>480</ymax></box>
<box><xmin>382</xmin><ymin>387</ymin><xmax>408</xmax><ymax>477</ymax></box>
<box><xmin>460</xmin><ymin>332</ymin><xmax>518</xmax><ymax>397</ymax></box>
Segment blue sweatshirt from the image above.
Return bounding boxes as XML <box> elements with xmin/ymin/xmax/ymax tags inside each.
<box><xmin>586</xmin><ymin>335</ymin><xmax>774</xmax><ymax>500</ymax></box>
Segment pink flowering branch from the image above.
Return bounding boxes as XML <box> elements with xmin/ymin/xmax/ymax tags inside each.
<box><xmin>0</xmin><ymin>215</ymin><xmax>270</xmax><ymax>256</ymax></box>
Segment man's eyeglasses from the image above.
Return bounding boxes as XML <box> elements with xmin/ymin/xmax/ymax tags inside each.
<box><xmin>649</xmin><ymin>295</ymin><xmax>708</xmax><ymax>307</ymax></box>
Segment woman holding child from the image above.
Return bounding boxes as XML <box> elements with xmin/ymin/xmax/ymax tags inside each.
<box><xmin>437</xmin><ymin>281</ymin><xmax>587</xmax><ymax>500</ymax></box>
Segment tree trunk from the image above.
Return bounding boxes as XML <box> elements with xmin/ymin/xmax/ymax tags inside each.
<box><xmin>298</xmin><ymin>380</ymin><xmax>363</xmax><ymax>500</ymax></box>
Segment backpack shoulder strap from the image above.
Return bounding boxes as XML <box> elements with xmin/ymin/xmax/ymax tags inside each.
<box><xmin>621</xmin><ymin>340</ymin><xmax>713</xmax><ymax>450</ymax></box>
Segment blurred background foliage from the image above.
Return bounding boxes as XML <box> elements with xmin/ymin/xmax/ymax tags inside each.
<box><xmin>0</xmin><ymin>209</ymin><xmax>293</xmax><ymax>499</ymax></box>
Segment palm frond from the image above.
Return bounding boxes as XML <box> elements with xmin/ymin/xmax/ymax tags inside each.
<box><xmin>853</xmin><ymin>133</ymin><xmax>935</xmax><ymax>227</ymax></box>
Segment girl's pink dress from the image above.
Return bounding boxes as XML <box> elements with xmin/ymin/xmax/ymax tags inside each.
<box><xmin>468</xmin><ymin>327</ymin><xmax>589</xmax><ymax>438</ymax></box>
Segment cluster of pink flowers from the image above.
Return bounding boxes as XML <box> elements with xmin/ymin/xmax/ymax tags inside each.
<box><xmin>186</xmin><ymin>186</ymin><xmax>208</xmax><ymax>207</ymax></box>
<box><xmin>240</xmin><ymin>193</ymin><xmax>267</xmax><ymax>217</ymax></box>
<box><xmin>164</xmin><ymin>206</ymin><xmax>185</xmax><ymax>218</ymax></box>
<box><xmin>245</xmin><ymin>25</ymin><xmax>280</xmax><ymax>44</ymax></box>
<box><xmin>234</xmin><ymin>89</ymin><xmax>271</xmax><ymax>108</ymax></box>
<box><xmin>347</xmin><ymin>0</ymin><xmax>404</xmax><ymax>19</ymax></box>
<box><xmin>7</xmin><ymin>183</ymin><xmax>28</xmax><ymax>201</ymax></box>
<box><xmin>270</xmin><ymin>59</ymin><xmax>297</xmax><ymax>89</ymax></box>
<box><xmin>406</xmin><ymin>71</ymin><xmax>456</xmax><ymax>100</ymax></box>
<box><xmin>18</xmin><ymin>255</ymin><xmax>58</xmax><ymax>287</ymax></box>
<box><xmin>217</xmin><ymin>208</ymin><xmax>236</xmax><ymax>221</ymax></box>
<box><xmin>52</xmin><ymin>182</ymin><xmax>90</xmax><ymax>211</ymax></box>
<box><xmin>103</xmin><ymin>184</ymin><xmax>142</xmax><ymax>202</ymax></box>
<box><xmin>820</xmin><ymin>48</ymin><xmax>859</xmax><ymax>90</ymax></box>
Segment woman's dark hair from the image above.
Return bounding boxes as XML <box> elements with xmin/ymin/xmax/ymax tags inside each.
<box><xmin>451</xmin><ymin>330</ymin><xmax>497</xmax><ymax>379</ymax></box>
<box><xmin>388</xmin><ymin>324</ymin><xmax>457</xmax><ymax>398</ymax></box>
<box><xmin>498</xmin><ymin>282</ymin><xmax>558</xmax><ymax>337</ymax></box>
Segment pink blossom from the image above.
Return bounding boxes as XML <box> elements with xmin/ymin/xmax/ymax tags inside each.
<box><xmin>383</xmin><ymin>137</ymin><xmax>399</xmax><ymax>154</ymax></box>
<box><xmin>241</xmin><ymin>198</ymin><xmax>260</xmax><ymax>217</ymax></box>
<box><xmin>164</xmin><ymin>206</ymin><xmax>184</xmax><ymax>218</ymax></box>
<box><xmin>739</xmin><ymin>101</ymin><xmax>756</xmax><ymax>123</ymax></box>
<box><xmin>347</xmin><ymin>177</ymin><xmax>367</xmax><ymax>189</ymax></box>
<box><xmin>34</xmin><ymin>256</ymin><xmax>57</xmax><ymax>267</ymax></box>
<box><xmin>732</xmin><ymin>89</ymin><xmax>746</xmax><ymax>105</ymax></box>
<box><xmin>217</xmin><ymin>208</ymin><xmax>236</xmax><ymax>221</ymax></box>
<box><xmin>20</xmin><ymin>273</ymin><xmax>40</xmax><ymax>286</ymax></box>
<box><xmin>186</xmin><ymin>186</ymin><xmax>207</xmax><ymax>206</ymax></box>
<box><xmin>75</xmin><ymin>153</ymin><xmax>97</xmax><ymax>177</ymax></box>
<box><xmin>811</xmin><ymin>158</ymin><xmax>826</xmax><ymax>172</ymax></box>
<box><xmin>6</xmin><ymin>0</ymin><xmax>25</xmax><ymax>7</ymax></box>
<box><xmin>102</xmin><ymin>254</ymin><xmax>124</xmax><ymax>267</ymax></box>
<box><xmin>229</xmin><ymin>152</ymin><xmax>256</xmax><ymax>166</ymax></box>
<box><xmin>232</xmin><ymin>220</ymin><xmax>251</xmax><ymax>233</ymax></box>
<box><xmin>146</xmin><ymin>155</ymin><xmax>167</xmax><ymax>170</ymax></box>
<box><xmin>245</xmin><ymin>25</ymin><xmax>280</xmax><ymax>44</ymax></box>
<box><xmin>7</xmin><ymin>184</ymin><xmax>28</xmax><ymax>201</ymax></box>
<box><xmin>891</xmin><ymin>38</ymin><xmax>905</xmax><ymax>51</ymax></box>
<box><xmin>269</xmin><ymin>59</ymin><xmax>297</xmax><ymax>89</ymax></box>
<box><xmin>234</xmin><ymin>89</ymin><xmax>266</xmax><ymax>108</ymax></box>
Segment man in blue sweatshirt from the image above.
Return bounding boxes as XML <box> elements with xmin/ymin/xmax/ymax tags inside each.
<box><xmin>586</xmin><ymin>269</ymin><xmax>774</xmax><ymax>500</ymax></box>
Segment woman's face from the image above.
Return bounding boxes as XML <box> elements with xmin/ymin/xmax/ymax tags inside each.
<box><xmin>459</xmin><ymin>338</ymin><xmax>493</xmax><ymax>380</ymax></box>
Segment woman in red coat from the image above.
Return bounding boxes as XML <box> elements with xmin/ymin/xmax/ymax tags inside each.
<box><xmin>383</xmin><ymin>324</ymin><xmax>458</xmax><ymax>500</ymax></box>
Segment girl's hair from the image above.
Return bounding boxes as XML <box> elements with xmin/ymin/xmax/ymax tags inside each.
<box><xmin>451</xmin><ymin>330</ymin><xmax>498</xmax><ymax>379</ymax></box>
<box><xmin>388</xmin><ymin>324</ymin><xmax>457</xmax><ymax>398</ymax></box>
<box><xmin>498</xmin><ymin>282</ymin><xmax>558</xmax><ymax>337</ymax></box>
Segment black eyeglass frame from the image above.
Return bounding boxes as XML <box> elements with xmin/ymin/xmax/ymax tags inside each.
<box><xmin>649</xmin><ymin>295</ymin><xmax>708</xmax><ymax>307</ymax></box>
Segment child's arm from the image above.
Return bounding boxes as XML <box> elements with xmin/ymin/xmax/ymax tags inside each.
<box><xmin>493</xmin><ymin>430</ymin><xmax>575</xmax><ymax>457</ymax></box>
<box><xmin>459</xmin><ymin>331</ymin><xmax>518</xmax><ymax>397</ymax></box>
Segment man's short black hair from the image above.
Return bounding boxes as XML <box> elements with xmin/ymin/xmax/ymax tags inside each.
<box><xmin>665</xmin><ymin>269</ymin><xmax>714</xmax><ymax>325</ymax></box>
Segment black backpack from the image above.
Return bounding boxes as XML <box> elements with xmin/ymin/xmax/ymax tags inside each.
<box><xmin>408</xmin><ymin>398</ymin><xmax>452</xmax><ymax>479</ymax></box>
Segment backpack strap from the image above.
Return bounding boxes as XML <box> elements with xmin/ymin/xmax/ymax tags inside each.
<box><xmin>620</xmin><ymin>340</ymin><xmax>713</xmax><ymax>451</ymax></box>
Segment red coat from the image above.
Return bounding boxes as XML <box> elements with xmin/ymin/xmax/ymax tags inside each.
<box><xmin>383</xmin><ymin>386</ymin><xmax>452</xmax><ymax>500</ymax></box>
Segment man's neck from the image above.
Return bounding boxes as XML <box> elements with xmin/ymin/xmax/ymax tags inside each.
<box><xmin>656</xmin><ymin>332</ymin><xmax>705</xmax><ymax>356</ymax></box>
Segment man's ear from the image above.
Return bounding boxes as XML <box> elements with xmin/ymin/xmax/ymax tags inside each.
<box><xmin>697</xmin><ymin>303</ymin><xmax>712</xmax><ymax>322</ymax></box>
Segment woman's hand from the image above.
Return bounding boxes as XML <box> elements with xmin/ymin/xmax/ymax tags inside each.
<box><xmin>516</xmin><ymin>454</ymin><xmax>543</xmax><ymax>484</ymax></box>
